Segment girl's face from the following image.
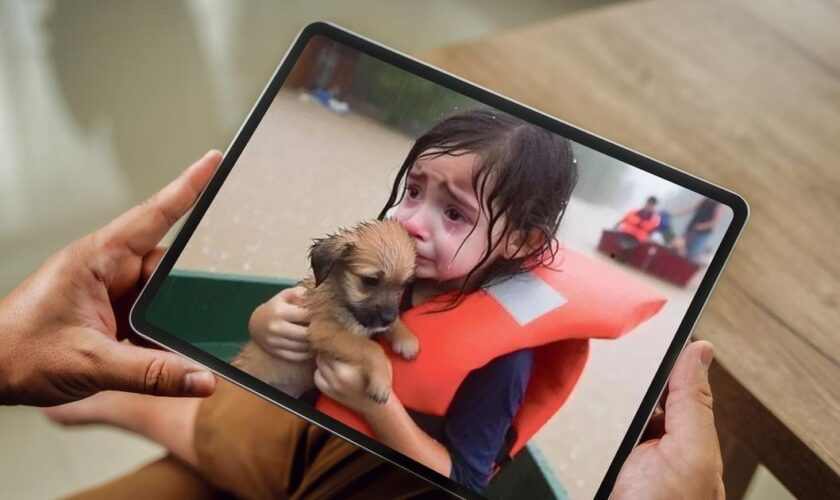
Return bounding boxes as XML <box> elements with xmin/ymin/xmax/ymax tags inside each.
<box><xmin>393</xmin><ymin>152</ymin><xmax>508</xmax><ymax>284</ymax></box>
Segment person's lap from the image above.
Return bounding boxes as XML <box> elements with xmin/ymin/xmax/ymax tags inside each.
<box><xmin>64</xmin><ymin>379</ymin><xmax>441</xmax><ymax>500</ymax></box>
<box><xmin>65</xmin><ymin>455</ymin><xmax>227</xmax><ymax>500</ymax></box>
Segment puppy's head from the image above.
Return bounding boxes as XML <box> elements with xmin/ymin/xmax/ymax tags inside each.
<box><xmin>310</xmin><ymin>219</ymin><xmax>416</xmax><ymax>332</ymax></box>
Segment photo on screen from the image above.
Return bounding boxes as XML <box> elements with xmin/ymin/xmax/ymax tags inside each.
<box><xmin>145</xmin><ymin>36</ymin><xmax>734</xmax><ymax>499</ymax></box>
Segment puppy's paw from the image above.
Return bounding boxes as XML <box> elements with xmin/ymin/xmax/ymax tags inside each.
<box><xmin>366</xmin><ymin>381</ymin><xmax>391</xmax><ymax>404</ymax></box>
<box><xmin>391</xmin><ymin>336</ymin><xmax>420</xmax><ymax>360</ymax></box>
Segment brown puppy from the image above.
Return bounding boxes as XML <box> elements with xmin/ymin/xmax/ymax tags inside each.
<box><xmin>233</xmin><ymin>219</ymin><xmax>418</xmax><ymax>403</ymax></box>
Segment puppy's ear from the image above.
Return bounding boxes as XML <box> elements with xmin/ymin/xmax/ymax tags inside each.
<box><xmin>310</xmin><ymin>234</ymin><xmax>353</xmax><ymax>286</ymax></box>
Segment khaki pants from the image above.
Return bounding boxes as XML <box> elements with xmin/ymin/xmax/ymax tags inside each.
<box><xmin>67</xmin><ymin>380</ymin><xmax>443</xmax><ymax>500</ymax></box>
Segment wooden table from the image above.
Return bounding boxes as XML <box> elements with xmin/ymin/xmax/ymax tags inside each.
<box><xmin>419</xmin><ymin>0</ymin><xmax>840</xmax><ymax>497</ymax></box>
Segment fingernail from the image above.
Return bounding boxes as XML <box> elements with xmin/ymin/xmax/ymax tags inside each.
<box><xmin>184</xmin><ymin>371</ymin><xmax>212</xmax><ymax>394</ymax></box>
<box><xmin>700</xmin><ymin>343</ymin><xmax>714</xmax><ymax>371</ymax></box>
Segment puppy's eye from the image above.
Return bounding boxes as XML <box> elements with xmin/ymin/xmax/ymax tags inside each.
<box><xmin>361</xmin><ymin>276</ymin><xmax>380</xmax><ymax>287</ymax></box>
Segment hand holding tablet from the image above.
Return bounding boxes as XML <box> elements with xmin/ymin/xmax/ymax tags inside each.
<box><xmin>0</xmin><ymin>151</ymin><xmax>221</xmax><ymax>407</ymax></box>
<box><xmin>613</xmin><ymin>341</ymin><xmax>724</xmax><ymax>499</ymax></box>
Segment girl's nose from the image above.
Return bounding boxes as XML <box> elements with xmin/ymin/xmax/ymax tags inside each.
<box><xmin>401</xmin><ymin>215</ymin><xmax>429</xmax><ymax>241</ymax></box>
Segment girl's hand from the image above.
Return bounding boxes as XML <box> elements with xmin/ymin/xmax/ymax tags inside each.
<box><xmin>248</xmin><ymin>286</ymin><xmax>313</xmax><ymax>362</ymax></box>
<box><xmin>314</xmin><ymin>354</ymin><xmax>391</xmax><ymax>415</ymax></box>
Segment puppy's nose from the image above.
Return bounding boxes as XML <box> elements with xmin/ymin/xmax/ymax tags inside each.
<box><xmin>379</xmin><ymin>307</ymin><xmax>398</xmax><ymax>325</ymax></box>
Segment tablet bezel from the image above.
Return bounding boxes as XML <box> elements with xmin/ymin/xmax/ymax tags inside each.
<box><xmin>131</xmin><ymin>21</ymin><xmax>748</xmax><ymax>500</ymax></box>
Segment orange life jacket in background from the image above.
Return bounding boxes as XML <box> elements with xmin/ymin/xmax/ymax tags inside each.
<box><xmin>315</xmin><ymin>248</ymin><xmax>666</xmax><ymax>462</ymax></box>
<box><xmin>618</xmin><ymin>210</ymin><xmax>661</xmax><ymax>242</ymax></box>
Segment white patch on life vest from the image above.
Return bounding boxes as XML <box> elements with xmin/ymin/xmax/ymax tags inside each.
<box><xmin>486</xmin><ymin>272</ymin><xmax>567</xmax><ymax>325</ymax></box>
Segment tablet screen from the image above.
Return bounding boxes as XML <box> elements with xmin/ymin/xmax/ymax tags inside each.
<box><xmin>137</xmin><ymin>28</ymin><xmax>742</xmax><ymax>499</ymax></box>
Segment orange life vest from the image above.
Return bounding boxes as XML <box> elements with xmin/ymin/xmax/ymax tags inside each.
<box><xmin>315</xmin><ymin>248</ymin><xmax>666</xmax><ymax>461</ymax></box>
<box><xmin>618</xmin><ymin>210</ymin><xmax>661</xmax><ymax>242</ymax></box>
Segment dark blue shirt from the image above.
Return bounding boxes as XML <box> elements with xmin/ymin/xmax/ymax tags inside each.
<box><xmin>409</xmin><ymin>348</ymin><xmax>534</xmax><ymax>492</ymax></box>
<box><xmin>449</xmin><ymin>349</ymin><xmax>534</xmax><ymax>491</ymax></box>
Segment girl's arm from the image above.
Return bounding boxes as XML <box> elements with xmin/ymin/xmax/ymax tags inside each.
<box><xmin>367</xmin><ymin>350</ymin><xmax>534</xmax><ymax>491</ymax></box>
<box><xmin>361</xmin><ymin>394</ymin><xmax>453</xmax><ymax>476</ymax></box>
<box><xmin>314</xmin><ymin>356</ymin><xmax>452</xmax><ymax>476</ymax></box>
<box><xmin>315</xmin><ymin>350</ymin><xmax>533</xmax><ymax>491</ymax></box>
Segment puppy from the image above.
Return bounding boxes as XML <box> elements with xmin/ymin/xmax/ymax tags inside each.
<box><xmin>233</xmin><ymin>219</ymin><xmax>418</xmax><ymax>403</ymax></box>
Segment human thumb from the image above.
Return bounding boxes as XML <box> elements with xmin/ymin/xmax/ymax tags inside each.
<box><xmin>663</xmin><ymin>341</ymin><xmax>717</xmax><ymax>450</ymax></box>
<box><xmin>99</xmin><ymin>340</ymin><xmax>216</xmax><ymax>397</ymax></box>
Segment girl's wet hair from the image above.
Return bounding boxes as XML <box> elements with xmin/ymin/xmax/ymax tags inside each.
<box><xmin>379</xmin><ymin>107</ymin><xmax>578</xmax><ymax>306</ymax></box>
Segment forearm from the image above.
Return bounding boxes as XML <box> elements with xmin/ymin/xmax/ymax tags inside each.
<box><xmin>361</xmin><ymin>395</ymin><xmax>452</xmax><ymax>477</ymax></box>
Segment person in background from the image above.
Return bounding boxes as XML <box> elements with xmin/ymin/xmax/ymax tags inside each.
<box><xmin>671</xmin><ymin>198</ymin><xmax>726</xmax><ymax>261</ymax></box>
<box><xmin>617</xmin><ymin>196</ymin><xmax>661</xmax><ymax>243</ymax></box>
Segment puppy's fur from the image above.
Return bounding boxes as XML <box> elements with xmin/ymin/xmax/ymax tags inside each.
<box><xmin>233</xmin><ymin>220</ymin><xmax>418</xmax><ymax>403</ymax></box>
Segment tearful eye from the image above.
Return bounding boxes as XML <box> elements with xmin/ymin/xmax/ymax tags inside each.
<box><xmin>445</xmin><ymin>208</ymin><xmax>463</xmax><ymax>222</ymax></box>
<box><xmin>361</xmin><ymin>276</ymin><xmax>380</xmax><ymax>287</ymax></box>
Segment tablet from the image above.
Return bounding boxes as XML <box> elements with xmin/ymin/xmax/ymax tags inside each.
<box><xmin>131</xmin><ymin>22</ymin><xmax>748</xmax><ymax>500</ymax></box>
